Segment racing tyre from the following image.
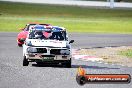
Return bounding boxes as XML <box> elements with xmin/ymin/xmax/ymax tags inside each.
<box><xmin>65</xmin><ymin>59</ymin><xmax>71</xmax><ymax>68</ymax></box>
<box><xmin>18</xmin><ymin>43</ymin><xmax>22</xmax><ymax>47</ymax></box>
<box><xmin>23</xmin><ymin>56</ymin><xmax>29</xmax><ymax>66</ymax></box>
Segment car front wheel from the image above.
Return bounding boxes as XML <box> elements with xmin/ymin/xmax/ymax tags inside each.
<box><xmin>64</xmin><ymin>59</ymin><xmax>71</xmax><ymax>68</ymax></box>
<box><xmin>18</xmin><ymin>43</ymin><xmax>22</xmax><ymax>47</ymax></box>
<box><xmin>23</xmin><ymin>56</ymin><xmax>29</xmax><ymax>66</ymax></box>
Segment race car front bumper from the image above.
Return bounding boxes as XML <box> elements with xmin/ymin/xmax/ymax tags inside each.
<box><xmin>26</xmin><ymin>53</ymin><xmax>71</xmax><ymax>62</ymax></box>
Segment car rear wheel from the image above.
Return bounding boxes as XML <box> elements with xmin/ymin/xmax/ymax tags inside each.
<box><xmin>18</xmin><ymin>43</ymin><xmax>22</xmax><ymax>47</ymax></box>
<box><xmin>23</xmin><ymin>56</ymin><xmax>29</xmax><ymax>66</ymax></box>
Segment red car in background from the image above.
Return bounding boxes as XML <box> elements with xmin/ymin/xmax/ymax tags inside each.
<box><xmin>17</xmin><ymin>23</ymin><xmax>51</xmax><ymax>47</ymax></box>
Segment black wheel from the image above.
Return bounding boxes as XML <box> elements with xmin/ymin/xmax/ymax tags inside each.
<box><xmin>65</xmin><ymin>58</ymin><xmax>71</xmax><ymax>68</ymax></box>
<box><xmin>18</xmin><ymin>43</ymin><xmax>22</xmax><ymax>47</ymax></box>
<box><xmin>23</xmin><ymin>56</ymin><xmax>29</xmax><ymax>66</ymax></box>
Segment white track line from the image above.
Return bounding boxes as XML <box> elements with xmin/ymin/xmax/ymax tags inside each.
<box><xmin>72</xmin><ymin>49</ymin><xmax>103</xmax><ymax>62</ymax></box>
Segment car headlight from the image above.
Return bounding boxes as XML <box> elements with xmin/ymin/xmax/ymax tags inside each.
<box><xmin>60</xmin><ymin>49</ymin><xmax>70</xmax><ymax>55</ymax></box>
<box><xmin>27</xmin><ymin>47</ymin><xmax>37</xmax><ymax>53</ymax></box>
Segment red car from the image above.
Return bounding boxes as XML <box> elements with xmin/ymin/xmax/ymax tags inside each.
<box><xmin>17</xmin><ymin>23</ymin><xmax>51</xmax><ymax>47</ymax></box>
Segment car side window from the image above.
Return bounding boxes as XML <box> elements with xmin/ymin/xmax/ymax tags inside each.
<box><xmin>24</xmin><ymin>25</ymin><xmax>28</xmax><ymax>31</ymax></box>
<box><xmin>29</xmin><ymin>31</ymin><xmax>35</xmax><ymax>39</ymax></box>
<box><xmin>50</xmin><ymin>32</ymin><xmax>64</xmax><ymax>40</ymax></box>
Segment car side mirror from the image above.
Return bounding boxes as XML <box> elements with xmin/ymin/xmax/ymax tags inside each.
<box><xmin>69</xmin><ymin>40</ymin><xmax>74</xmax><ymax>44</ymax></box>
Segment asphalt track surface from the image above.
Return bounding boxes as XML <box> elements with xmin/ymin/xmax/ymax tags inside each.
<box><xmin>0</xmin><ymin>32</ymin><xmax>132</xmax><ymax>88</ymax></box>
<box><xmin>69</xmin><ymin>33</ymin><xmax>132</xmax><ymax>48</ymax></box>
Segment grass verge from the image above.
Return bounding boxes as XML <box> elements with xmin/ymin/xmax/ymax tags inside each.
<box><xmin>0</xmin><ymin>1</ymin><xmax>132</xmax><ymax>33</ymax></box>
<box><xmin>119</xmin><ymin>49</ymin><xmax>132</xmax><ymax>58</ymax></box>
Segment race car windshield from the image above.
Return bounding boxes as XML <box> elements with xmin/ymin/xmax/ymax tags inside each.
<box><xmin>25</xmin><ymin>24</ymin><xmax>36</xmax><ymax>31</ymax></box>
<box><xmin>25</xmin><ymin>24</ymin><xmax>47</xmax><ymax>31</ymax></box>
<box><xmin>29</xmin><ymin>31</ymin><xmax>45</xmax><ymax>39</ymax></box>
<box><xmin>28</xmin><ymin>31</ymin><xmax>66</xmax><ymax>41</ymax></box>
<box><xmin>49</xmin><ymin>32</ymin><xmax>65</xmax><ymax>40</ymax></box>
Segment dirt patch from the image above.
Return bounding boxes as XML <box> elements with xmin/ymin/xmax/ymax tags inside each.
<box><xmin>77</xmin><ymin>46</ymin><xmax>132</xmax><ymax>67</ymax></box>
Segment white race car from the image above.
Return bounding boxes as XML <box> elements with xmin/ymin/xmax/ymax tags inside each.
<box><xmin>23</xmin><ymin>25</ymin><xmax>74</xmax><ymax>67</ymax></box>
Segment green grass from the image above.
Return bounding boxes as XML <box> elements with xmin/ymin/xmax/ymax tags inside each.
<box><xmin>119</xmin><ymin>49</ymin><xmax>132</xmax><ymax>58</ymax></box>
<box><xmin>0</xmin><ymin>1</ymin><xmax>132</xmax><ymax>33</ymax></box>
